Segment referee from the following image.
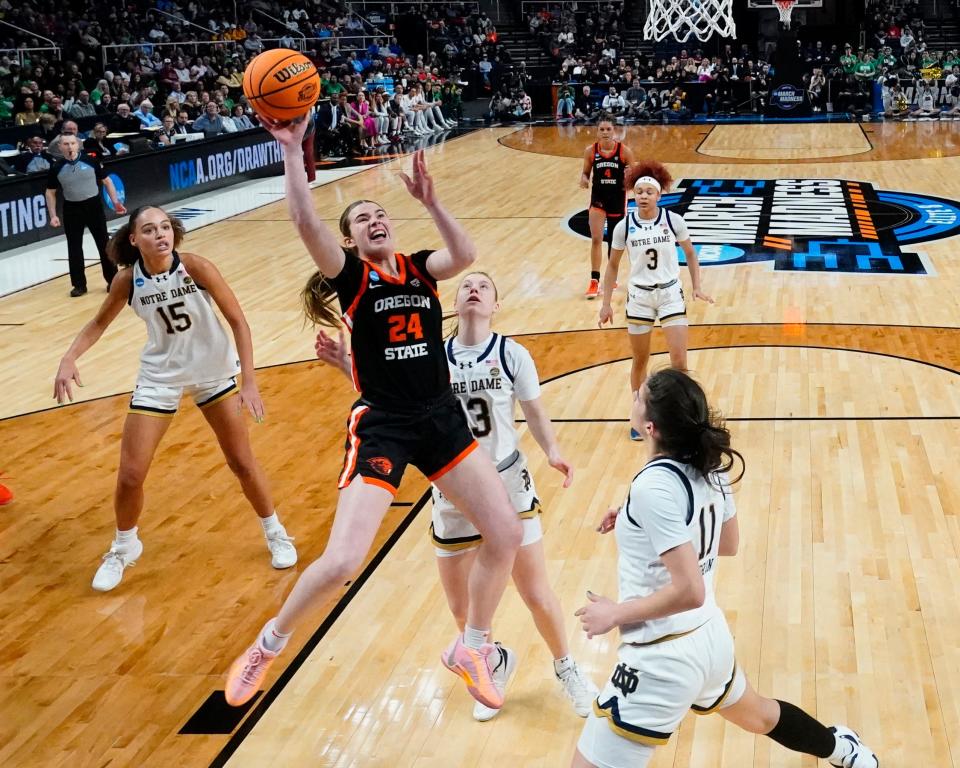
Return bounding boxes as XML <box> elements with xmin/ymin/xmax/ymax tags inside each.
<box><xmin>45</xmin><ymin>134</ymin><xmax>127</xmax><ymax>297</ymax></box>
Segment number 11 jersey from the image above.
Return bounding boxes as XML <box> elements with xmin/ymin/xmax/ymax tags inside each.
<box><xmin>446</xmin><ymin>333</ymin><xmax>540</xmax><ymax>464</ymax></box>
<box><xmin>128</xmin><ymin>252</ymin><xmax>239</xmax><ymax>386</ymax></box>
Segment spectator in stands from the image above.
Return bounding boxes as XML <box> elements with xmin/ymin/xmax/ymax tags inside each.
<box><xmin>513</xmin><ymin>90</ymin><xmax>533</xmax><ymax>121</ymax></box>
<box><xmin>807</xmin><ymin>68</ymin><xmax>827</xmax><ymax>112</ymax></box>
<box><xmin>109</xmin><ymin>102</ymin><xmax>143</xmax><ymax>135</ymax></box>
<box><xmin>665</xmin><ymin>86</ymin><xmax>690</xmax><ymax>120</ymax></box>
<box><xmin>15</xmin><ymin>96</ymin><xmax>40</xmax><ymax>126</ymax></box>
<box><xmin>574</xmin><ymin>85</ymin><xmax>596</xmax><ymax>122</ymax></box>
<box><xmin>157</xmin><ymin>114</ymin><xmax>180</xmax><ymax>145</ymax></box>
<box><xmin>13</xmin><ymin>135</ymin><xmax>54</xmax><ymax>174</ymax></box>
<box><xmin>134</xmin><ymin>99</ymin><xmax>162</xmax><ymax>128</ymax></box>
<box><xmin>900</xmin><ymin>26</ymin><xmax>916</xmax><ymax>53</ymax></box>
<box><xmin>69</xmin><ymin>91</ymin><xmax>97</xmax><ymax>120</ymax></box>
<box><xmin>182</xmin><ymin>91</ymin><xmax>202</xmax><ymax>119</ymax></box>
<box><xmin>556</xmin><ymin>83</ymin><xmax>576</xmax><ymax>120</ymax></box>
<box><xmin>175</xmin><ymin>111</ymin><xmax>192</xmax><ymax>134</ymax></box>
<box><xmin>601</xmin><ymin>86</ymin><xmax>626</xmax><ymax>119</ymax></box>
<box><xmin>83</xmin><ymin>123</ymin><xmax>114</xmax><ymax>158</ymax></box>
<box><xmin>232</xmin><ymin>104</ymin><xmax>255</xmax><ymax>131</ymax></box>
<box><xmin>192</xmin><ymin>100</ymin><xmax>227</xmax><ymax>138</ymax></box>
<box><xmin>244</xmin><ymin>32</ymin><xmax>265</xmax><ymax>55</ymax></box>
<box><xmin>218</xmin><ymin>64</ymin><xmax>244</xmax><ymax>92</ymax></box>
<box><xmin>49</xmin><ymin>120</ymin><xmax>80</xmax><ymax>159</ymax></box>
<box><xmin>35</xmin><ymin>113</ymin><xmax>61</xmax><ymax>145</ymax></box>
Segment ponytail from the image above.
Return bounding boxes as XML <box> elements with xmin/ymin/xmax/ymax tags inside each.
<box><xmin>643</xmin><ymin>368</ymin><xmax>745</xmax><ymax>485</ymax></box>
<box><xmin>301</xmin><ymin>269</ymin><xmax>342</xmax><ymax>327</ymax></box>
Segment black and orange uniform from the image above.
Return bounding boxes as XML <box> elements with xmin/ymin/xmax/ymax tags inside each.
<box><xmin>589</xmin><ymin>141</ymin><xmax>628</xmax><ymax>222</ymax></box>
<box><xmin>330</xmin><ymin>249</ymin><xmax>477</xmax><ymax>494</ymax></box>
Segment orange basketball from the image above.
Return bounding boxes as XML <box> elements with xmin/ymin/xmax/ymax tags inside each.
<box><xmin>242</xmin><ymin>49</ymin><xmax>320</xmax><ymax>122</ymax></box>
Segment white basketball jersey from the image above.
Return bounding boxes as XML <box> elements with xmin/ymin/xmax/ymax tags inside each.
<box><xmin>615</xmin><ymin>458</ymin><xmax>736</xmax><ymax>644</ymax></box>
<box><xmin>128</xmin><ymin>253</ymin><xmax>239</xmax><ymax>386</ymax></box>
<box><xmin>446</xmin><ymin>334</ymin><xmax>540</xmax><ymax>464</ymax></box>
<box><xmin>612</xmin><ymin>209</ymin><xmax>689</xmax><ymax>287</ymax></box>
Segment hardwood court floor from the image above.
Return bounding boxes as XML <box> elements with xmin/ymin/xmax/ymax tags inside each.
<box><xmin>1</xmin><ymin>125</ymin><xmax>959</xmax><ymax>767</ymax></box>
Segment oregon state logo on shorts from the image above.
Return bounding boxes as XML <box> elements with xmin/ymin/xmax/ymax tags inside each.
<box><xmin>567</xmin><ymin>178</ymin><xmax>960</xmax><ymax>275</ymax></box>
<box><xmin>367</xmin><ymin>457</ymin><xmax>394</xmax><ymax>476</ymax></box>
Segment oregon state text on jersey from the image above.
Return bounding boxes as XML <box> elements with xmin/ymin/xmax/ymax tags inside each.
<box><xmin>445</xmin><ymin>333</ymin><xmax>540</xmax><ymax>464</ymax></box>
<box><xmin>331</xmin><ymin>250</ymin><xmax>450</xmax><ymax>408</ymax></box>
<box><xmin>591</xmin><ymin>142</ymin><xmax>627</xmax><ymax>211</ymax></box>
<box><xmin>128</xmin><ymin>252</ymin><xmax>239</xmax><ymax>386</ymax></box>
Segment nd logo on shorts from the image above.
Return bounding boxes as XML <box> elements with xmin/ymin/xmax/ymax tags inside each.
<box><xmin>367</xmin><ymin>457</ymin><xmax>394</xmax><ymax>476</ymax></box>
<box><xmin>566</xmin><ymin>178</ymin><xmax>960</xmax><ymax>275</ymax></box>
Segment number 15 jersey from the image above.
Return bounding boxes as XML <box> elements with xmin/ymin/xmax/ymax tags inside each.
<box><xmin>446</xmin><ymin>333</ymin><xmax>540</xmax><ymax>463</ymax></box>
<box><xmin>128</xmin><ymin>252</ymin><xmax>239</xmax><ymax>386</ymax></box>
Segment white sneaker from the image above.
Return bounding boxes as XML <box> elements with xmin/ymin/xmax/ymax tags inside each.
<box><xmin>265</xmin><ymin>528</ymin><xmax>297</xmax><ymax>569</ymax></box>
<box><xmin>556</xmin><ymin>660</ymin><xmax>598</xmax><ymax>717</ymax></box>
<box><xmin>473</xmin><ymin>644</ymin><xmax>516</xmax><ymax>722</ymax></box>
<box><xmin>92</xmin><ymin>538</ymin><xmax>144</xmax><ymax>592</ymax></box>
<box><xmin>445</xmin><ymin>120</ymin><xmax>457</xmax><ymax>127</ymax></box>
<box><xmin>829</xmin><ymin>726</ymin><xmax>880</xmax><ymax>767</ymax></box>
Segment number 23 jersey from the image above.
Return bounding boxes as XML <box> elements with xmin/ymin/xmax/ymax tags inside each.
<box><xmin>128</xmin><ymin>252</ymin><xmax>239</xmax><ymax>386</ymax></box>
<box><xmin>332</xmin><ymin>250</ymin><xmax>450</xmax><ymax>409</ymax></box>
<box><xmin>446</xmin><ymin>333</ymin><xmax>540</xmax><ymax>464</ymax></box>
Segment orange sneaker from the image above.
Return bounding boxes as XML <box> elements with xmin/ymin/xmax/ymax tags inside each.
<box><xmin>584</xmin><ymin>278</ymin><xmax>600</xmax><ymax>299</ymax></box>
<box><xmin>441</xmin><ymin>634</ymin><xmax>503</xmax><ymax>710</ymax></box>
<box><xmin>225</xmin><ymin>620</ymin><xmax>283</xmax><ymax>706</ymax></box>
<box><xmin>0</xmin><ymin>483</ymin><xmax>11</xmax><ymax>506</ymax></box>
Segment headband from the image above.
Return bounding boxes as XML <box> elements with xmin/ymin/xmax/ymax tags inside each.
<box><xmin>634</xmin><ymin>175</ymin><xmax>661</xmax><ymax>192</ymax></box>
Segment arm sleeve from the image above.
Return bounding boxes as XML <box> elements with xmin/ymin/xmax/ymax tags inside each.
<box><xmin>629</xmin><ymin>470</ymin><xmax>692</xmax><ymax>555</ymax></box>
<box><xmin>670</xmin><ymin>211</ymin><xmax>690</xmax><ymax>241</ymax></box>
<box><xmin>611</xmin><ymin>217</ymin><xmax>628</xmax><ymax>250</ymax></box>
<box><xmin>508</xmin><ymin>340</ymin><xmax>541</xmax><ymax>401</ymax></box>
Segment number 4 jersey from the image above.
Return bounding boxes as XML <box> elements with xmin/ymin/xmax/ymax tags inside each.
<box><xmin>128</xmin><ymin>252</ymin><xmax>239</xmax><ymax>386</ymax></box>
<box><xmin>446</xmin><ymin>333</ymin><xmax>540</xmax><ymax>464</ymax></box>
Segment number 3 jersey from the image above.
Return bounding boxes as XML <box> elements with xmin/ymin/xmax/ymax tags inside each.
<box><xmin>128</xmin><ymin>252</ymin><xmax>239</xmax><ymax>386</ymax></box>
<box><xmin>612</xmin><ymin>209</ymin><xmax>690</xmax><ymax>287</ymax></box>
<box><xmin>332</xmin><ymin>250</ymin><xmax>450</xmax><ymax>409</ymax></box>
<box><xmin>445</xmin><ymin>333</ymin><xmax>540</xmax><ymax>464</ymax></box>
<box><xmin>616</xmin><ymin>459</ymin><xmax>736</xmax><ymax>644</ymax></box>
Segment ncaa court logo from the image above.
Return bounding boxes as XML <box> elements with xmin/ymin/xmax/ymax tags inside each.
<box><xmin>102</xmin><ymin>174</ymin><xmax>126</xmax><ymax>212</ymax></box>
<box><xmin>567</xmin><ymin>178</ymin><xmax>960</xmax><ymax>275</ymax></box>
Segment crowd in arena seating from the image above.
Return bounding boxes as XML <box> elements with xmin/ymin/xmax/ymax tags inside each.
<box><xmin>539</xmin><ymin>0</ymin><xmax>960</xmax><ymax>120</ymax></box>
<box><xmin>0</xmin><ymin>1</ymin><xmax>505</xmax><ymax>173</ymax></box>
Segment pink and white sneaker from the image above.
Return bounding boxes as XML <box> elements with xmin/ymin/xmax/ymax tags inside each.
<box><xmin>225</xmin><ymin>620</ymin><xmax>284</xmax><ymax>707</ymax></box>
<box><xmin>440</xmin><ymin>634</ymin><xmax>503</xmax><ymax>710</ymax></box>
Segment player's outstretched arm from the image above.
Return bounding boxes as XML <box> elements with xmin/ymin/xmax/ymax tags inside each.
<box><xmin>399</xmin><ymin>150</ymin><xmax>477</xmax><ymax>280</ymax></box>
<box><xmin>53</xmin><ymin>270</ymin><xmax>132</xmax><ymax>403</ymax></box>
<box><xmin>519</xmin><ymin>396</ymin><xmax>573</xmax><ymax>487</ymax></box>
<box><xmin>260</xmin><ymin>115</ymin><xmax>345</xmax><ymax>279</ymax></box>
<box><xmin>314</xmin><ymin>328</ymin><xmax>353</xmax><ymax>383</ymax></box>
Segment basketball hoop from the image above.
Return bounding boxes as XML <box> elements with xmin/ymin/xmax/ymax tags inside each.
<box><xmin>644</xmin><ymin>0</ymin><xmax>736</xmax><ymax>43</ymax></box>
<box><xmin>775</xmin><ymin>0</ymin><xmax>796</xmax><ymax>29</ymax></box>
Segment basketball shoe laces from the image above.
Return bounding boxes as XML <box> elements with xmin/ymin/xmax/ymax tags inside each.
<box><xmin>240</xmin><ymin>646</ymin><xmax>269</xmax><ymax>685</ymax></box>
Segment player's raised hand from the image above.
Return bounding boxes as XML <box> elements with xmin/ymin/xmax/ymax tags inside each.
<box><xmin>259</xmin><ymin>114</ymin><xmax>309</xmax><ymax>148</ymax></box>
<box><xmin>54</xmin><ymin>359</ymin><xmax>82</xmax><ymax>403</ymax></box>
<box><xmin>399</xmin><ymin>150</ymin><xmax>436</xmax><ymax>207</ymax></box>
<box><xmin>315</xmin><ymin>328</ymin><xmax>351</xmax><ymax>375</ymax></box>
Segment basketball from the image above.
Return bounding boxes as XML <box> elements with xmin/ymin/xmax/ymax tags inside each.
<box><xmin>242</xmin><ymin>49</ymin><xmax>320</xmax><ymax>122</ymax></box>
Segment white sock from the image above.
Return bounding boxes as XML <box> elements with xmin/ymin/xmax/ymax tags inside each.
<box><xmin>554</xmin><ymin>655</ymin><xmax>574</xmax><ymax>676</ymax></box>
<box><xmin>463</xmin><ymin>625</ymin><xmax>489</xmax><ymax>650</ymax></box>
<box><xmin>261</xmin><ymin>619</ymin><xmax>291</xmax><ymax>653</ymax></box>
<box><xmin>259</xmin><ymin>512</ymin><xmax>283</xmax><ymax>536</ymax></box>
<box><xmin>115</xmin><ymin>527</ymin><xmax>139</xmax><ymax>548</ymax></box>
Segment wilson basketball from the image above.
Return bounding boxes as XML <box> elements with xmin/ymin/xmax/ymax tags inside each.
<box><xmin>242</xmin><ymin>49</ymin><xmax>320</xmax><ymax>122</ymax></box>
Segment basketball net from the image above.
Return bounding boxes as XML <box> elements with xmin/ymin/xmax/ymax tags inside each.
<box><xmin>775</xmin><ymin>0</ymin><xmax>796</xmax><ymax>29</ymax></box>
<box><xmin>644</xmin><ymin>0</ymin><xmax>736</xmax><ymax>43</ymax></box>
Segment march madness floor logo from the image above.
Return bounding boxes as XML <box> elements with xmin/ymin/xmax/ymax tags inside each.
<box><xmin>567</xmin><ymin>179</ymin><xmax>960</xmax><ymax>275</ymax></box>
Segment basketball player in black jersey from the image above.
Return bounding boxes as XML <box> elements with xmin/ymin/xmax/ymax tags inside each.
<box><xmin>579</xmin><ymin>114</ymin><xmax>635</xmax><ymax>299</ymax></box>
<box><xmin>225</xmin><ymin>117</ymin><xmax>522</xmax><ymax>713</ymax></box>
